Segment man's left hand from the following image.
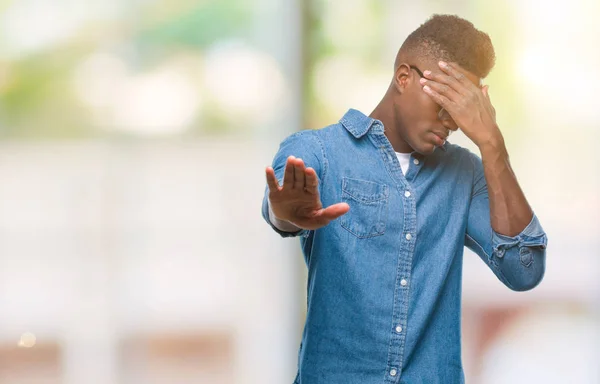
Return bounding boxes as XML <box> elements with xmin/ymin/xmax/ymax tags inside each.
<box><xmin>420</xmin><ymin>61</ymin><xmax>502</xmax><ymax>149</ymax></box>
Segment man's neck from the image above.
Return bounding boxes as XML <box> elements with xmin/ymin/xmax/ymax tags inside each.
<box><xmin>369</xmin><ymin>96</ymin><xmax>413</xmax><ymax>154</ymax></box>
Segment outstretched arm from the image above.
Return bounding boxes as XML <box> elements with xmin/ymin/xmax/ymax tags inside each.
<box><xmin>261</xmin><ymin>131</ymin><xmax>349</xmax><ymax>237</ymax></box>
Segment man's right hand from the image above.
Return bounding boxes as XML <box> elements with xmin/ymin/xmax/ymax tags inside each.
<box><xmin>265</xmin><ymin>156</ymin><xmax>350</xmax><ymax>231</ymax></box>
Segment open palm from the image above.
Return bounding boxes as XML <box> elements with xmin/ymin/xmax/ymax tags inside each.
<box><xmin>265</xmin><ymin>156</ymin><xmax>349</xmax><ymax>230</ymax></box>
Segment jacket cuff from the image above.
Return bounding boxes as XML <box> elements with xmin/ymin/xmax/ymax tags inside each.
<box><xmin>492</xmin><ymin>213</ymin><xmax>547</xmax><ymax>258</ymax></box>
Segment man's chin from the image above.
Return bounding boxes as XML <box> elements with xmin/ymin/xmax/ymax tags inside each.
<box><xmin>413</xmin><ymin>141</ymin><xmax>437</xmax><ymax>156</ymax></box>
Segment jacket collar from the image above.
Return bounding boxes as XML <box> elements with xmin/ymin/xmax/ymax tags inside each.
<box><xmin>339</xmin><ymin>108</ymin><xmax>447</xmax><ymax>151</ymax></box>
<box><xmin>339</xmin><ymin>109</ymin><xmax>382</xmax><ymax>138</ymax></box>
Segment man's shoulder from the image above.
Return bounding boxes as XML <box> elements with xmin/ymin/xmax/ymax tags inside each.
<box><xmin>441</xmin><ymin>141</ymin><xmax>480</xmax><ymax>161</ymax></box>
<box><xmin>274</xmin><ymin>125</ymin><xmax>337</xmax><ymax>159</ymax></box>
<box><xmin>280</xmin><ymin>122</ymin><xmax>346</xmax><ymax>144</ymax></box>
<box><xmin>434</xmin><ymin>142</ymin><xmax>482</xmax><ymax>174</ymax></box>
<box><xmin>289</xmin><ymin>108</ymin><xmax>368</xmax><ymax>142</ymax></box>
<box><xmin>277</xmin><ymin>128</ymin><xmax>319</xmax><ymax>147</ymax></box>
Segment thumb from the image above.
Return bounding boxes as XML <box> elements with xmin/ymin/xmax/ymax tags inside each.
<box><xmin>318</xmin><ymin>202</ymin><xmax>350</xmax><ymax>221</ymax></box>
<box><xmin>482</xmin><ymin>85</ymin><xmax>496</xmax><ymax>117</ymax></box>
<box><xmin>482</xmin><ymin>85</ymin><xmax>490</xmax><ymax>99</ymax></box>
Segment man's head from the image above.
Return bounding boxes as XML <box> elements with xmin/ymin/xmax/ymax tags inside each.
<box><xmin>389</xmin><ymin>14</ymin><xmax>496</xmax><ymax>154</ymax></box>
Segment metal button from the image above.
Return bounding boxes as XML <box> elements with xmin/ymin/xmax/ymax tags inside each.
<box><xmin>405</xmin><ymin>233</ymin><xmax>412</xmax><ymax>241</ymax></box>
<box><xmin>390</xmin><ymin>369</ymin><xmax>397</xmax><ymax>376</ymax></box>
<box><xmin>396</xmin><ymin>325</ymin><xmax>403</xmax><ymax>333</ymax></box>
<box><xmin>400</xmin><ymin>279</ymin><xmax>408</xmax><ymax>286</ymax></box>
<box><xmin>404</xmin><ymin>190</ymin><xmax>411</xmax><ymax>198</ymax></box>
<box><xmin>413</xmin><ymin>158</ymin><xmax>420</xmax><ymax>165</ymax></box>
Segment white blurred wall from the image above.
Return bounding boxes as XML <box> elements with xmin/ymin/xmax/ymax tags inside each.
<box><xmin>0</xmin><ymin>140</ymin><xmax>299</xmax><ymax>384</ymax></box>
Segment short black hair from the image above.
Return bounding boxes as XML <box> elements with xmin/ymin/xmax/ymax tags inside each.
<box><xmin>397</xmin><ymin>14</ymin><xmax>496</xmax><ymax>78</ymax></box>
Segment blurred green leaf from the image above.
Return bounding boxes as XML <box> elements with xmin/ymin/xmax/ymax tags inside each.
<box><xmin>137</xmin><ymin>0</ymin><xmax>252</xmax><ymax>49</ymax></box>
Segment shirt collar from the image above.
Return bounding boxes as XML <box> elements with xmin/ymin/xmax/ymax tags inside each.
<box><xmin>339</xmin><ymin>108</ymin><xmax>447</xmax><ymax>152</ymax></box>
<box><xmin>339</xmin><ymin>109</ymin><xmax>382</xmax><ymax>138</ymax></box>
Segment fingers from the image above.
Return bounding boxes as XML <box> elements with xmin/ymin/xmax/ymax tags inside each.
<box><xmin>282</xmin><ymin>156</ymin><xmax>295</xmax><ymax>188</ymax></box>
<box><xmin>293</xmin><ymin>158</ymin><xmax>306</xmax><ymax>189</ymax></box>
<box><xmin>278</xmin><ymin>156</ymin><xmax>312</xmax><ymax>191</ymax></box>
<box><xmin>265</xmin><ymin>167</ymin><xmax>280</xmax><ymax>192</ymax></box>
<box><xmin>423</xmin><ymin>67</ymin><xmax>465</xmax><ymax>96</ymax></box>
<box><xmin>420</xmin><ymin>76</ymin><xmax>460</xmax><ymax>103</ymax></box>
<box><xmin>423</xmin><ymin>85</ymin><xmax>452</xmax><ymax>110</ymax></box>
<box><xmin>482</xmin><ymin>85</ymin><xmax>490</xmax><ymax>99</ymax></box>
<box><xmin>304</xmin><ymin>167</ymin><xmax>319</xmax><ymax>193</ymax></box>
<box><xmin>437</xmin><ymin>61</ymin><xmax>474</xmax><ymax>89</ymax></box>
<box><xmin>482</xmin><ymin>85</ymin><xmax>496</xmax><ymax>118</ymax></box>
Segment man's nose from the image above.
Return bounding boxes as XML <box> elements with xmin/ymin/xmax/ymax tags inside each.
<box><xmin>442</xmin><ymin>120</ymin><xmax>459</xmax><ymax>132</ymax></box>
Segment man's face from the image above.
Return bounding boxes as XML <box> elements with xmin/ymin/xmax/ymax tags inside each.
<box><xmin>393</xmin><ymin>61</ymin><xmax>481</xmax><ymax>155</ymax></box>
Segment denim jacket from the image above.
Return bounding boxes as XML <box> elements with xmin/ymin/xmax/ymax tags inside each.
<box><xmin>262</xmin><ymin>109</ymin><xmax>547</xmax><ymax>384</ymax></box>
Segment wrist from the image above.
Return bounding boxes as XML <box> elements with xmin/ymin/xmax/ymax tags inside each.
<box><xmin>476</xmin><ymin>125</ymin><xmax>505</xmax><ymax>153</ymax></box>
<box><xmin>268</xmin><ymin>199</ymin><xmax>301</xmax><ymax>231</ymax></box>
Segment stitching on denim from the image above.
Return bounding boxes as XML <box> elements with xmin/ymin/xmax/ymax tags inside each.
<box><xmin>342</xmin><ymin>189</ymin><xmax>388</xmax><ymax>203</ymax></box>
<box><xmin>396</xmin><ymin>197</ymin><xmax>417</xmax><ymax>378</ymax></box>
<box><xmin>519</xmin><ymin>247</ymin><xmax>534</xmax><ymax>268</ymax></box>
<box><xmin>465</xmin><ymin>149</ymin><xmax>487</xmax><ymax>198</ymax></box>
<box><xmin>466</xmin><ymin>233</ymin><xmax>515</xmax><ymax>289</ymax></box>
<box><xmin>312</xmin><ymin>130</ymin><xmax>328</xmax><ymax>184</ymax></box>
<box><xmin>465</xmin><ymin>233</ymin><xmax>490</xmax><ymax>260</ymax></box>
<box><xmin>489</xmin><ymin>257</ymin><xmax>514</xmax><ymax>289</ymax></box>
<box><xmin>342</xmin><ymin>178</ymin><xmax>389</xmax><ymax>202</ymax></box>
<box><xmin>339</xmin><ymin>196</ymin><xmax>388</xmax><ymax>239</ymax></box>
<box><xmin>368</xmin><ymin>135</ymin><xmax>409</xmax><ymax>192</ymax></box>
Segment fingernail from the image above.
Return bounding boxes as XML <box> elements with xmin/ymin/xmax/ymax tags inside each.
<box><xmin>424</xmin><ymin>70</ymin><xmax>431</xmax><ymax>76</ymax></box>
<box><xmin>419</xmin><ymin>78</ymin><xmax>427</xmax><ymax>84</ymax></box>
<box><xmin>424</xmin><ymin>85</ymin><xmax>431</xmax><ymax>92</ymax></box>
<box><xmin>439</xmin><ymin>61</ymin><xmax>447</xmax><ymax>68</ymax></box>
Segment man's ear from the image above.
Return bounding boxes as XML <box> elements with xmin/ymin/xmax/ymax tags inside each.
<box><xmin>393</xmin><ymin>63</ymin><xmax>411</xmax><ymax>94</ymax></box>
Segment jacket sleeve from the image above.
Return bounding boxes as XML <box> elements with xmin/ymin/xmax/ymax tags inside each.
<box><xmin>464</xmin><ymin>151</ymin><xmax>547</xmax><ymax>291</ymax></box>
<box><xmin>261</xmin><ymin>130</ymin><xmax>326</xmax><ymax>238</ymax></box>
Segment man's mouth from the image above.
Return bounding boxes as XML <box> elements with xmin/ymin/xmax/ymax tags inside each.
<box><xmin>432</xmin><ymin>131</ymin><xmax>447</xmax><ymax>145</ymax></box>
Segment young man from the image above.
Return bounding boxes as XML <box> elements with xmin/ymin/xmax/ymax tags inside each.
<box><xmin>262</xmin><ymin>14</ymin><xmax>547</xmax><ymax>384</ymax></box>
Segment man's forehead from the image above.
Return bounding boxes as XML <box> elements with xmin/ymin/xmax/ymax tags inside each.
<box><xmin>422</xmin><ymin>60</ymin><xmax>482</xmax><ymax>87</ymax></box>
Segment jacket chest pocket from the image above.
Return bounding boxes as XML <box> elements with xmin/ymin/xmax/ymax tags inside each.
<box><xmin>340</xmin><ymin>177</ymin><xmax>389</xmax><ymax>238</ymax></box>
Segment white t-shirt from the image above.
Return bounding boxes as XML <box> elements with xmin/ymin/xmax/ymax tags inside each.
<box><xmin>396</xmin><ymin>152</ymin><xmax>411</xmax><ymax>175</ymax></box>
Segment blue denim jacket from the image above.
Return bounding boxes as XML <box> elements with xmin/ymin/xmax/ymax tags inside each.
<box><xmin>262</xmin><ymin>109</ymin><xmax>547</xmax><ymax>384</ymax></box>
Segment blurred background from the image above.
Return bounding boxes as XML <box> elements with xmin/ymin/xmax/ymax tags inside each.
<box><xmin>0</xmin><ymin>0</ymin><xmax>598</xmax><ymax>383</ymax></box>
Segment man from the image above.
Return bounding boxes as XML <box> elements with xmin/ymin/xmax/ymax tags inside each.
<box><xmin>261</xmin><ymin>14</ymin><xmax>547</xmax><ymax>384</ymax></box>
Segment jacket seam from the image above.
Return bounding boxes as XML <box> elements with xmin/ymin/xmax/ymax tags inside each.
<box><xmin>312</xmin><ymin>130</ymin><xmax>328</xmax><ymax>182</ymax></box>
<box><xmin>465</xmin><ymin>233</ymin><xmax>515</xmax><ymax>290</ymax></box>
